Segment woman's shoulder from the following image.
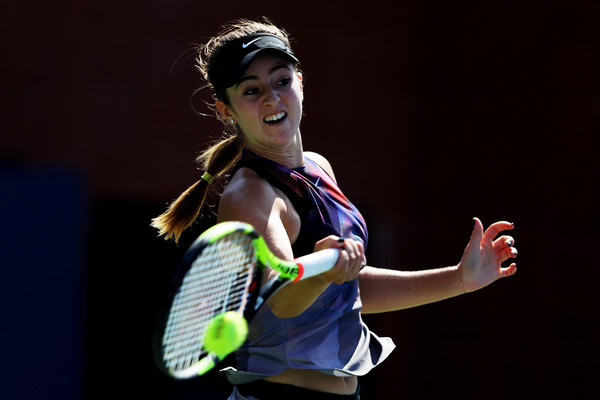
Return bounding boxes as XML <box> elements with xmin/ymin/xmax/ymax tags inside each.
<box><xmin>219</xmin><ymin>167</ymin><xmax>282</xmax><ymax>221</ymax></box>
<box><xmin>304</xmin><ymin>151</ymin><xmax>337</xmax><ymax>183</ymax></box>
<box><xmin>219</xmin><ymin>166</ymin><xmax>301</xmax><ymax>241</ymax></box>
<box><xmin>223</xmin><ymin>167</ymin><xmax>277</xmax><ymax>204</ymax></box>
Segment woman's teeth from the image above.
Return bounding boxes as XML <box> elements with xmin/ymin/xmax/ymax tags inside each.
<box><xmin>264</xmin><ymin>112</ymin><xmax>286</xmax><ymax>124</ymax></box>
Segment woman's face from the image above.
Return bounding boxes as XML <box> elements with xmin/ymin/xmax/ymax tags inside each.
<box><xmin>217</xmin><ymin>53</ymin><xmax>304</xmax><ymax>153</ymax></box>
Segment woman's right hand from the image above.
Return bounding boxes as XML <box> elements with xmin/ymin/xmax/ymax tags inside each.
<box><xmin>313</xmin><ymin>236</ymin><xmax>366</xmax><ymax>284</ymax></box>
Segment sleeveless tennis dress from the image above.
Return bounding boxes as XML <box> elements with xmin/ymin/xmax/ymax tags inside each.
<box><xmin>221</xmin><ymin>150</ymin><xmax>395</xmax><ymax>393</ymax></box>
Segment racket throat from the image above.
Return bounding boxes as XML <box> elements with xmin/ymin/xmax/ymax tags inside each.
<box><xmin>250</xmin><ymin>277</ymin><xmax>289</xmax><ymax>316</ymax></box>
<box><xmin>243</xmin><ymin>266</ymin><xmax>264</xmax><ymax>320</ymax></box>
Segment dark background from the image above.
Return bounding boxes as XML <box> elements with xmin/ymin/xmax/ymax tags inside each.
<box><xmin>2</xmin><ymin>1</ymin><xmax>598</xmax><ymax>399</ymax></box>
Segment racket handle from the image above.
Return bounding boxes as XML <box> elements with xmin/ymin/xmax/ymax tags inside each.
<box><xmin>294</xmin><ymin>248</ymin><xmax>339</xmax><ymax>281</ymax></box>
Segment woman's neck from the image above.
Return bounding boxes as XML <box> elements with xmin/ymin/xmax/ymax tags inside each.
<box><xmin>244</xmin><ymin>134</ymin><xmax>304</xmax><ymax>168</ymax></box>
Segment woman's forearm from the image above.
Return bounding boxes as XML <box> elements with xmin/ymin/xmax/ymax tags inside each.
<box><xmin>267</xmin><ymin>276</ymin><xmax>331</xmax><ymax>318</ymax></box>
<box><xmin>358</xmin><ymin>219</ymin><xmax>518</xmax><ymax>314</ymax></box>
<box><xmin>358</xmin><ymin>265</ymin><xmax>465</xmax><ymax>314</ymax></box>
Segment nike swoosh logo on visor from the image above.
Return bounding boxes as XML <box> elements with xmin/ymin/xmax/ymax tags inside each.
<box><xmin>242</xmin><ymin>38</ymin><xmax>261</xmax><ymax>48</ymax></box>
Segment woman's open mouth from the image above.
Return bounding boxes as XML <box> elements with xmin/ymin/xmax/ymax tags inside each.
<box><xmin>263</xmin><ymin>111</ymin><xmax>287</xmax><ymax>125</ymax></box>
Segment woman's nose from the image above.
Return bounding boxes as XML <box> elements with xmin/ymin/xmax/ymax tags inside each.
<box><xmin>263</xmin><ymin>87</ymin><xmax>279</xmax><ymax>106</ymax></box>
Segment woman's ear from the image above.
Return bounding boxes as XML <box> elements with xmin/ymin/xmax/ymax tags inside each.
<box><xmin>215</xmin><ymin>100</ymin><xmax>235</xmax><ymax>123</ymax></box>
<box><xmin>296</xmin><ymin>71</ymin><xmax>304</xmax><ymax>103</ymax></box>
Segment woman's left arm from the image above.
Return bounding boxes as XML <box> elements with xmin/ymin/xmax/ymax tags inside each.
<box><xmin>359</xmin><ymin>218</ymin><xmax>518</xmax><ymax>314</ymax></box>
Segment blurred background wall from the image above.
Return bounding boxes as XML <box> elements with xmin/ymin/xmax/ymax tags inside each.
<box><xmin>2</xmin><ymin>1</ymin><xmax>598</xmax><ymax>399</ymax></box>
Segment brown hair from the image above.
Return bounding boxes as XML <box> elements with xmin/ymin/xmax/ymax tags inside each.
<box><xmin>151</xmin><ymin>18</ymin><xmax>294</xmax><ymax>242</ymax></box>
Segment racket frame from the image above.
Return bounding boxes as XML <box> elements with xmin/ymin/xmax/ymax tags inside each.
<box><xmin>154</xmin><ymin>221</ymin><xmax>338</xmax><ymax>379</ymax></box>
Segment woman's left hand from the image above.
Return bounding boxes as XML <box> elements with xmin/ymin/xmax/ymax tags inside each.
<box><xmin>314</xmin><ymin>236</ymin><xmax>365</xmax><ymax>285</ymax></box>
<box><xmin>458</xmin><ymin>218</ymin><xmax>518</xmax><ymax>292</ymax></box>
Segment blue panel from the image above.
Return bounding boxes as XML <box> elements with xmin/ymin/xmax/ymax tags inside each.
<box><xmin>0</xmin><ymin>170</ymin><xmax>86</xmax><ymax>400</ymax></box>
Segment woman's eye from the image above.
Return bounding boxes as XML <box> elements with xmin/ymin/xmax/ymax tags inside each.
<box><xmin>240</xmin><ymin>76</ymin><xmax>291</xmax><ymax>96</ymax></box>
<box><xmin>276</xmin><ymin>77</ymin><xmax>291</xmax><ymax>87</ymax></box>
<box><xmin>243</xmin><ymin>87</ymin><xmax>259</xmax><ymax>96</ymax></box>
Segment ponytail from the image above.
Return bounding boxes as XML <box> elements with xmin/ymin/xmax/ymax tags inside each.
<box><xmin>153</xmin><ymin>18</ymin><xmax>291</xmax><ymax>242</ymax></box>
<box><xmin>151</xmin><ymin>134</ymin><xmax>242</xmax><ymax>242</ymax></box>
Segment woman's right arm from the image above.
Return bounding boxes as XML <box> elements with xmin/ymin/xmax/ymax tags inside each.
<box><xmin>217</xmin><ymin>169</ymin><xmax>363</xmax><ymax>318</ymax></box>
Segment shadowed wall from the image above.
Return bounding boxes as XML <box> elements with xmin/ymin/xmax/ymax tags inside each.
<box><xmin>3</xmin><ymin>1</ymin><xmax>598</xmax><ymax>398</ymax></box>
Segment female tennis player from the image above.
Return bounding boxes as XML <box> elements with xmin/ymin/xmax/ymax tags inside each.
<box><xmin>152</xmin><ymin>18</ymin><xmax>518</xmax><ymax>400</ymax></box>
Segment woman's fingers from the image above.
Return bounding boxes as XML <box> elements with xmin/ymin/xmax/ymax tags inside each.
<box><xmin>460</xmin><ymin>219</ymin><xmax>518</xmax><ymax>290</ymax></box>
<box><xmin>334</xmin><ymin>239</ymin><xmax>364</xmax><ymax>283</ymax></box>
<box><xmin>494</xmin><ymin>235</ymin><xmax>515</xmax><ymax>250</ymax></box>
<box><xmin>314</xmin><ymin>235</ymin><xmax>346</xmax><ymax>251</ymax></box>
<box><xmin>314</xmin><ymin>236</ymin><xmax>365</xmax><ymax>284</ymax></box>
<box><xmin>482</xmin><ymin>221</ymin><xmax>515</xmax><ymax>244</ymax></box>
<box><xmin>497</xmin><ymin>244</ymin><xmax>518</xmax><ymax>261</ymax></box>
<box><xmin>500</xmin><ymin>262</ymin><xmax>518</xmax><ymax>277</ymax></box>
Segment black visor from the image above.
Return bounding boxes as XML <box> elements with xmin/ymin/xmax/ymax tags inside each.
<box><xmin>207</xmin><ymin>33</ymin><xmax>299</xmax><ymax>97</ymax></box>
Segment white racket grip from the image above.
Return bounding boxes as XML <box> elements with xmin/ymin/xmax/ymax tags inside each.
<box><xmin>293</xmin><ymin>248</ymin><xmax>340</xmax><ymax>281</ymax></box>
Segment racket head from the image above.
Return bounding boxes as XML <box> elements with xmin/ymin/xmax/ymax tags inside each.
<box><xmin>153</xmin><ymin>221</ymin><xmax>263</xmax><ymax>379</ymax></box>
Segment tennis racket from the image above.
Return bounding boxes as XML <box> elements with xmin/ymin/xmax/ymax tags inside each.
<box><xmin>154</xmin><ymin>221</ymin><xmax>339</xmax><ymax>379</ymax></box>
